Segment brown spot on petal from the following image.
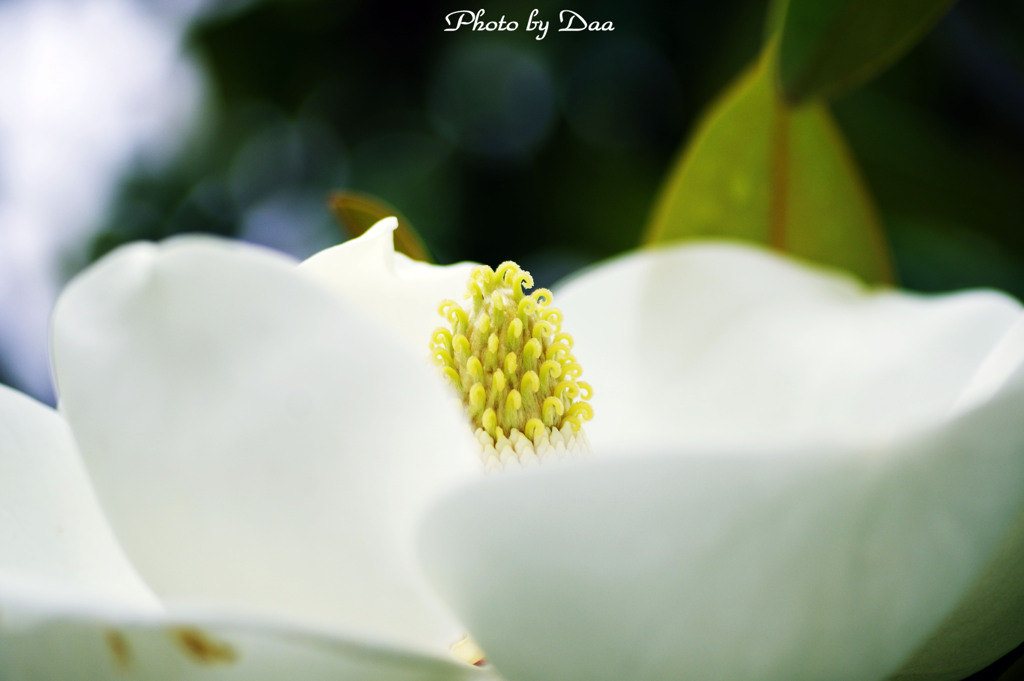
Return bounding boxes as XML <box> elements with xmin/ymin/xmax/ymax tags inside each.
<box><xmin>105</xmin><ymin>629</ymin><xmax>132</xmax><ymax>670</ymax></box>
<box><xmin>171</xmin><ymin>626</ymin><xmax>238</xmax><ymax>665</ymax></box>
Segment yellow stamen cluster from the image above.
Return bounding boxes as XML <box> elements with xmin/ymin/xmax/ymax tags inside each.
<box><xmin>432</xmin><ymin>261</ymin><xmax>593</xmax><ymax>467</ymax></box>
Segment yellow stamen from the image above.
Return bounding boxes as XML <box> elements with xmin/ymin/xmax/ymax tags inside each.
<box><xmin>431</xmin><ymin>261</ymin><xmax>593</xmax><ymax>468</ymax></box>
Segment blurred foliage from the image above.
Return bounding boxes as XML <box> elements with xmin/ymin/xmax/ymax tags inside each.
<box><xmin>776</xmin><ymin>0</ymin><xmax>957</xmax><ymax>102</ymax></box>
<box><xmin>329</xmin><ymin>191</ymin><xmax>432</xmax><ymax>261</ymax></box>
<box><xmin>646</xmin><ymin>46</ymin><xmax>892</xmax><ymax>284</ymax></box>
<box><xmin>965</xmin><ymin>639</ymin><xmax>1024</xmax><ymax>681</ymax></box>
<box><xmin>92</xmin><ymin>0</ymin><xmax>1024</xmax><ymax>298</ymax></box>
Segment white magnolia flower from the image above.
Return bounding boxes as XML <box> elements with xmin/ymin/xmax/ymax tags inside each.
<box><xmin>1</xmin><ymin>218</ymin><xmax>1023</xmax><ymax>681</ymax></box>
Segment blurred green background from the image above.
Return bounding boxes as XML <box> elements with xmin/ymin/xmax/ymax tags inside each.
<box><xmin>2</xmin><ymin>0</ymin><xmax>1023</xmax><ymax>397</ymax></box>
<box><xmin>95</xmin><ymin>0</ymin><xmax>1024</xmax><ymax>287</ymax></box>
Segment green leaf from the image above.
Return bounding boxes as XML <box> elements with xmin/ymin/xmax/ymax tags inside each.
<box><xmin>764</xmin><ymin>0</ymin><xmax>790</xmax><ymax>44</ymax></box>
<box><xmin>646</xmin><ymin>51</ymin><xmax>893</xmax><ymax>285</ymax></box>
<box><xmin>777</xmin><ymin>0</ymin><xmax>956</xmax><ymax>102</ymax></box>
<box><xmin>328</xmin><ymin>191</ymin><xmax>433</xmax><ymax>263</ymax></box>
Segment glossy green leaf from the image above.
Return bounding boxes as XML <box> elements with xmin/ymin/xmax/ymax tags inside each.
<box><xmin>328</xmin><ymin>191</ymin><xmax>433</xmax><ymax>263</ymax></box>
<box><xmin>646</xmin><ymin>52</ymin><xmax>893</xmax><ymax>285</ymax></box>
<box><xmin>777</xmin><ymin>0</ymin><xmax>956</xmax><ymax>102</ymax></box>
<box><xmin>763</xmin><ymin>0</ymin><xmax>790</xmax><ymax>44</ymax></box>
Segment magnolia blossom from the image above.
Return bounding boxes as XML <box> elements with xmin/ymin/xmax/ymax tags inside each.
<box><xmin>0</xmin><ymin>219</ymin><xmax>1022</xmax><ymax>681</ymax></box>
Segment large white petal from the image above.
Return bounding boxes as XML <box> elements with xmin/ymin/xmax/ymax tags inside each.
<box><xmin>892</xmin><ymin>315</ymin><xmax>1024</xmax><ymax>680</ymax></box>
<box><xmin>0</xmin><ymin>599</ymin><xmax>496</xmax><ymax>681</ymax></box>
<box><xmin>0</xmin><ymin>383</ymin><xmax>157</xmax><ymax>611</ymax></box>
<box><xmin>51</xmin><ymin>237</ymin><xmax>479</xmax><ymax>657</ymax></box>
<box><xmin>418</xmin><ymin>369</ymin><xmax>1024</xmax><ymax>681</ymax></box>
<box><xmin>299</xmin><ymin>218</ymin><xmax>477</xmax><ymax>355</ymax></box>
<box><xmin>555</xmin><ymin>242</ymin><xmax>1021</xmax><ymax>452</ymax></box>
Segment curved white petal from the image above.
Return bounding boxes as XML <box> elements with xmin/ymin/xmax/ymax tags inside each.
<box><xmin>0</xmin><ymin>383</ymin><xmax>157</xmax><ymax>611</ymax></box>
<box><xmin>0</xmin><ymin>602</ymin><xmax>497</xmax><ymax>681</ymax></box>
<box><xmin>555</xmin><ymin>242</ymin><xmax>1022</xmax><ymax>452</ymax></box>
<box><xmin>950</xmin><ymin>313</ymin><xmax>1024</xmax><ymax>416</ymax></box>
<box><xmin>417</xmin><ymin>369</ymin><xmax>1024</xmax><ymax>681</ymax></box>
<box><xmin>893</xmin><ymin>315</ymin><xmax>1024</xmax><ymax>680</ymax></box>
<box><xmin>51</xmin><ymin>237</ymin><xmax>479</xmax><ymax>657</ymax></box>
<box><xmin>299</xmin><ymin>218</ymin><xmax>477</xmax><ymax>355</ymax></box>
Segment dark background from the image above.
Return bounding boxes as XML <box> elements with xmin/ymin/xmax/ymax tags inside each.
<box><xmin>95</xmin><ymin>0</ymin><xmax>1024</xmax><ymax>289</ymax></box>
<box><xmin>3</xmin><ymin>0</ymin><xmax>1024</xmax><ymax>395</ymax></box>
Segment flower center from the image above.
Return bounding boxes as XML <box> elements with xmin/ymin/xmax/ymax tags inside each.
<box><xmin>431</xmin><ymin>261</ymin><xmax>593</xmax><ymax>468</ymax></box>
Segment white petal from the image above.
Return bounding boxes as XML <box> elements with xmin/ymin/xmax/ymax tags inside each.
<box><xmin>555</xmin><ymin>242</ymin><xmax>1022</xmax><ymax>452</ymax></box>
<box><xmin>950</xmin><ymin>313</ymin><xmax>1024</xmax><ymax>415</ymax></box>
<box><xmin>0</xmin><ymin>383</ymin><xmax>157</xmax><ymax>611</ymax></box>
<box><xmin>893</xmin><ymin>315</ymin><xmax>1024</xmax><ymax>680</ymax></box>
<box><xmin>0</xmin><ymin>604</ymin><xmax>497</xmax><ymax>681</ymax></box>
<box><xmin>299</xmin><ymin>218</ymin><xmax>477</xmax><ymax>355</ymax></box>
<box><xmin>418</xmin><ymin>375</ymin><xmax>1024</xmax><ymax>681</ymax></box>
<box><xmin>51</xmin><ymin>237</ymin><xmax>480</xmax><ymax>656</ymax></box>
